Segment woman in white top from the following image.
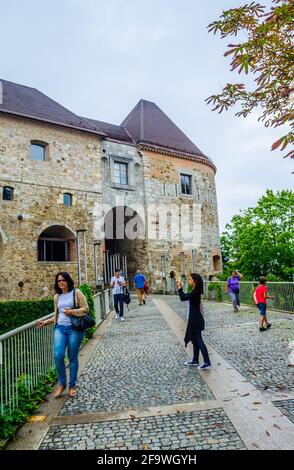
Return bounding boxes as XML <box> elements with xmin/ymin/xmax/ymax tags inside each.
<box><xmin>37</xmin><ymin>272</ymin><xmax>88</xmax><ymax>398</ymax></box>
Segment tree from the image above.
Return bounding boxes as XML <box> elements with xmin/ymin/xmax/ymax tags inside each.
<box><xmin>206</xmin><ymin>0</ymin><xmax>294</xmax><ymax>160</ymax></box>
<box><xmin>221</xmin><ymin>189</ymin><xmax>294</xmax><ymax>280</ymax></box>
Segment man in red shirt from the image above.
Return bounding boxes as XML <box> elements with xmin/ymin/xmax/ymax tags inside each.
<box><xmin>253</xmin><ymin>276</ymin><xmax>274</xmax><ymax>331</ymax></box>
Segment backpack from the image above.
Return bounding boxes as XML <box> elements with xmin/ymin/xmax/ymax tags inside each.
<box><xmin>123</xmin><ymin>287</ymin><xmax>131</xmax><ymax>305</ymax></box>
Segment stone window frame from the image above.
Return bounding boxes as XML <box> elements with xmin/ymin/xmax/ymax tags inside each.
<box><xmin>109</xmin><ymin>154</ymin><xmax>135</xmax><ymax>191</ymax></box>
<box><xmin>30</xmin><ymin>140</ymin><xmax>49</xmax><ymax>162</ymax></box>
<box><xmin>2</xmin><ymin>186</ymin><xmax>14</xmax><ymax>201</ymax></box>
<box><xmin>178</xmin><ymin>170</ymin><xmax>194</xmax><ymax>197</ymax></box>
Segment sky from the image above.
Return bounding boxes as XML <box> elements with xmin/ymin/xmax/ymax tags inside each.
<box><xmin>1</xmin><ymin>0</ymin><xmax>293</xmax><ymax>232</ymax></box>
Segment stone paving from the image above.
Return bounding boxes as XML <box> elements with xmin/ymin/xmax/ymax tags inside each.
<box><xmin>38</xmin><ymin>297</ymin><xmax>294</xmax><ymax>450</ymax></box>
<box><xmin>273</xmin><ymin>399</ymin><xmax>294</xmax><ymax>425</ymax></box>
<box><xmin>59</xmin><ymin>300</ymin><xmax>214</xmax><ymax>416</ymax></box>
<box><xmin>162</xmin><ymin>297</ymin><xmax>294</xmax><ymax>393</ymax></box>
<box><xmin>40</xmin><ymin>409</ymin><xmax>246</xmax><ymax>450</ymax></box>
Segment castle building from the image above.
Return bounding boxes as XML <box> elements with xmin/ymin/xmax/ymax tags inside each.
<box><xmin>0</xmin><ymin>79</ymin><xmax>221</xmax><ymax>300</ymax></box>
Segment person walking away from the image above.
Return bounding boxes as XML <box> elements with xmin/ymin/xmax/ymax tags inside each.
<box><xmin>176</xmin><ymin>273</ymin><xmax>211</xmax><ymax>370</ymax></box>
<box><xmin>37</xmin><ymin>272</ymin><xmax>89</xmax><ymax>398</ymax></box>
<box><xmin>133</xmin><ymin>270</ymin><xmax>146</xmax><ymax>305</ymax></box>
<box><xmin>226</xmin><ymin>270</ymin><xmax>243</xmax><ymax>312</ymax></box>
<box><xmin>253</xmin><ymin>276</ymin><xmax>274</xmax><ymax>331</ymax></box>
<box><xmin>110</xmin><ymin>268</ymin><xmax>126</xmax><ymax>321</ymax></box>
<box><xmin>144</xmin><ymin>278</ymin><xmax>149</xmax><ymax>298</ymax></box>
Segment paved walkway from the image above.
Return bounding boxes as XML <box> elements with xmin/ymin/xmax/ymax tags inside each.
<box><xmin>8</xmin><ymin>296</ymin><xmax>294</xmax><ymax>450</ymax></box>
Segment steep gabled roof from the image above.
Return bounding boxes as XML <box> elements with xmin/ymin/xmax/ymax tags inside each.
<box><xmin>0</xmin><ymin>79</ymin><xmax>215</xmax><ymax>169</ymax></box>
<box><xmin>0</xmin><ymin>79</ymin><xmax>105</xmax><ymax>135</ymax></box>
<box><xmin>82</xmin><ymin>117</ymin><xmax>133</xmax><ymax>144</ymax></box>
<box><xmin>121</xmin><ymin>99</ymin><xmax>207</xmax><ymax>159</ymax></box>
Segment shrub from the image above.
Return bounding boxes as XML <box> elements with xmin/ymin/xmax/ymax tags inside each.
<box><xmin>0</xmin><ymin>369</ymin><xmax>57</xmax><ymax>443</ymax></box>
<box><xmin>79</xmin><ymin>284</ymin><xmax>95</xmax><ymax>340</ymax></box>
<box><xmin>0</xmin><ymin>299</ymin><xmax>54</xmax><ymax>335</ymax></box>
<box><xmin>208</xmin><ymin>283</ymin><xmax>223</xmax><ymax>301</ymax></box>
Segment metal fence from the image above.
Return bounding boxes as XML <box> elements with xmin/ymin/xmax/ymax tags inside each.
<box><xmin>0</xmin><ymin>288</ymin><xmax>113</xmax><ymax>415</ymax></box>
<box><xmin>203</xmin><ymin>281</ymin><xmax>294</xmax><ymax>313</ymax></box>
<box><xmin>93</xmin><ymin>288</ymin><xmax>113</xmax><ymax>324</ymax></box>
<box><xmin>0</xmin><ymin>313</ymin><xmax>55</xmax><ymax>415</ymax></box>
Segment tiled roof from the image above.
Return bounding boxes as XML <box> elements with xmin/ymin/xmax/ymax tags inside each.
<box><xmin>0</xmin><ymin>79</ymin><xmax>214</xmax><ymax>168</ymax></box>
<box><xmin>121</xmin><ymin>99</ymin><xmax>208</xmax><ymax>159</ymax></box>
<box><xmin>82</xmin><ymin>117</ymin><xmax>133</xmax><ymax>143</ymax></box>
<box><xmin>0</xmin><ymin>79</ymin><xmax>105</xmax><ymax>135</ymax></box>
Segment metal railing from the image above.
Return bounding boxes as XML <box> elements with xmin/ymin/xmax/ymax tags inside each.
<box><xmin>203</xmin><ymin>281</ymin><xmax>294</xmax><ymax>313</ymax></box>
<box><xmin>0</xmin><ymin>288</ymin><xmax>114</xmax><ymax>415</ymax></box>
<box><xmin>0</xmin><ymin>313</ymin><xmax>54</xmax><ymax>415</ymax></box>
<box><xmin>93</xmin><ymin>288</ymin><xmax>112</xmax><ymax>323</ymax></box>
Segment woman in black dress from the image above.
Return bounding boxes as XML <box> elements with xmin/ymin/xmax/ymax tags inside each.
<box><xmin>177</xmin><ymin>273</ymin><xmax>211</xmax><ymax>370</ymax></box>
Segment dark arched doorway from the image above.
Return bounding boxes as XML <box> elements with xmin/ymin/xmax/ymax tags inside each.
<box><xmin>104</xmin><ymin>206</ymin><xmax>147</xmax><ymax>283</ymax></box>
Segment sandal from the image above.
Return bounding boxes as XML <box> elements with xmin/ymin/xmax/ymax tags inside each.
<box><xmin>69</xmin><ymin>388</ymin><xmax>77</xmax><ymax>397</ymax></box>
<box><xmin>54</xmin><ymin>384</ymin><xmax>66</xmax><ymax>398</ymax></box>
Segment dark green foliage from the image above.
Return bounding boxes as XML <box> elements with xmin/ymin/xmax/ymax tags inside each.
<box><xmin>208</xmin><ymin>283</ymin><xmax>223</xmax><ymax>301</ymax></box>
<box><xmin>0</xmin><ymin>369</ymin><xmax>57</xmax><ymax>442</ymax></box>
<box><xmin>79</xmin><ymin>284</ymin><xmax>96</xmax><ymax>340</ymax></box>
<box><xmin>221</xmin><ymin>190</ymin><xmax>294</xmax><ymax>281</ymax></box>
<box><xmin>0</xmin><ymin>299</ymin><xmax>54</xmax><ymax>335</ymax></box>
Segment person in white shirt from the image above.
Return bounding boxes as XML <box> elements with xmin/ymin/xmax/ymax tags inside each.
<box><xmin>110</xmin><ymin>268</ymin><xmax>126</xmax><ymax>321</ymax></box>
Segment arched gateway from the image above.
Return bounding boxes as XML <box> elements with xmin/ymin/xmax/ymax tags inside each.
<box><xmin>104</xmin><ymin>206</ymin><xmax>148</xmax><ymax>283</ymax></box>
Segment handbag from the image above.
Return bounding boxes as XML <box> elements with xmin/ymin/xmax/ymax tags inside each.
<box><xmin>70</xmin><ymin>289</ymin><xmax>95</xmax><ymax>331</ymax></box>
<box><xmin>123</xmin><ymin>287</ymin><xmax>131</xmax><ymax>305</ymax></box>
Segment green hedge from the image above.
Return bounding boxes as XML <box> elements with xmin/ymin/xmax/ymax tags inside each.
<box><xmin>207</xmin><ymin>282</ymin><xmax>223</xmax><ymax>302</ymax></box>
<box><xmin>0</xmin><ymin>299</ymin><xmax>54</xmax><ymax>335</ymax></box>
<box><xmin>79</xmin><ymin>284</ymin><xmax>96</xmax><ymax>340</ymax></box>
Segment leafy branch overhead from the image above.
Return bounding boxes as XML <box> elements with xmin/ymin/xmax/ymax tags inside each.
<box><xmin>206</xmin><ymin>0</ymin><xmax>294</xmax><ymax>159</ymax></box>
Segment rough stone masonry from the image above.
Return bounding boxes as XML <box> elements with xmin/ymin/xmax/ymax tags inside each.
<box><xmin>0</xmin><ymin>79</ymin><xmax>221</xmax><ymax>300</ymax></box>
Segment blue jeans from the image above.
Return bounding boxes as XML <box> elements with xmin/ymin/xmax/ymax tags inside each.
<box><xmin>193</xmin><ymin>332</ymin><xmax>210</xmax><ymax>365</ymax></box>
<box><xmin>229</xmin><ymin>292</ymin><xmax>240</xmax><ymax>309</ymax></box>
<box><xmin>114</xmin><ymin>293</ymin><xmax>124</xmax><ymax>317</ymax></box>
<box><xmin>54</xmin><ymin>324</ymin><xmax>84</xmax><ymax>388</ymax></box>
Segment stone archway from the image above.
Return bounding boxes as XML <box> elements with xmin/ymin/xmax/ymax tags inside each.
<box><xmin>37</xmin><ymin>225</ymin><xmax>77</xmax><ymax>262</ymax></box>
<box><xmin>104</xmin><ymin>206</ymin><xmax>148</xmax><ymax>281</ymax></box>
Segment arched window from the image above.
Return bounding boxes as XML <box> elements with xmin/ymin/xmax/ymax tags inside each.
<box><xmin>31</xmin><ymin>141</ymin><xmax>48</xmax><ymax>161</ymax></box>
<box><xmin>63</xmin><ymin>193</ymin><xmax>72</xmax><ymax>206</ymax></box>
<box><xmin>3</xmin><ymin>186</ymin><xmax>14</xmax><ymax>201</ymax></box>
<box><xmin>37</xmin><ymin>225</ymin><xmax>76</xmax><ymax>262</ymax></box>
<box><xmin>213</xmin><ymin>255</ymin><xmax>221</xmax><ymax>272</ymax></box>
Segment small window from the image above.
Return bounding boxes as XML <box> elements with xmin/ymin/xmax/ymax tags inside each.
<box><xmin>114</xmin><ymin>162</ymin><xmax>128</xmax><ymax>185</ymax></box>
<box><xmin>63</xmin><ymin>193</ymin><xmax>72</xmax><ymax>206</ymax></box>
<box><xmin>3</xmin><ymin>186</ymin><xmax>14</xmax><ymax>201</ymax></box>
<box><xmin>180</xmin><ymin>174</ymin><xmax>192</xmax><ymax>195</ymax></box>
<box><xmin>31</xmin><ymin>142</ymin><xmax>46</xmax><ymax>161</ymax></box>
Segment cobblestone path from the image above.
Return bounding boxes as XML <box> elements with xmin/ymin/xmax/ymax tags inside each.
<box><xmin>162</xmin><ymin>297</ymin><xmax>294</xmax><ymax>426</ymax></box>
<box><xmin>39</xmin><ymin>296</ymin><xmax>294</xmax><ymax>450</ymax></box>
<box><xmin>39</xmin><ymin>298</ymin><xmax>248</xmax><ymax>450</ymax></box>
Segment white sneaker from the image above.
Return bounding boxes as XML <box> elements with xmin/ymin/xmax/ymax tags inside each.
<box><xmin>115</xmin><ymin>314</ymin><xmax>119</xmax><ymax>320</ymax></box>
<box><xmin>120</xmin><ymin>317</ymin><xmax>124</xmax><ymax>322</ymax></box>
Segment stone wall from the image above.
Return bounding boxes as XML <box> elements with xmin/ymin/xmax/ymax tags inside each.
<box><xmin>0</xmin><ymin>114</ymin><xmax>221</xmax><ymax>300</ymax></box>
<box><xmin>0</xmin><ymin>115</ymin><xmax>102</xmax><ymax>300</ymax></box>
<box><xmin>140</xmin><ymin>149</ymin><xmax>221</xmax><ymax>289</ymax></box>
